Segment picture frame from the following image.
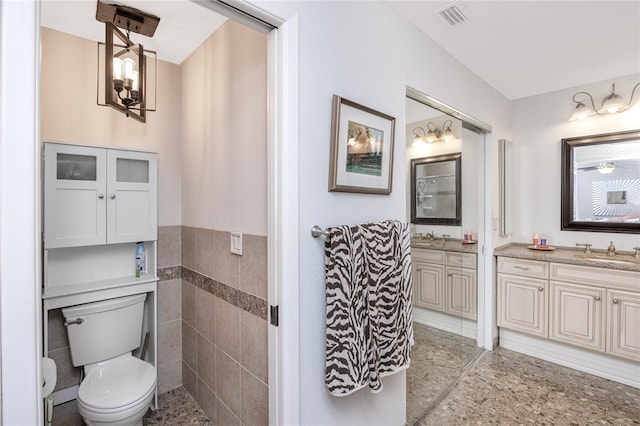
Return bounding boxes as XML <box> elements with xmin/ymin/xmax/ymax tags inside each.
<box><xmin>328</xmin><ymin>95</ymin><xmax>396</xmax><ymax>194</ymax></box>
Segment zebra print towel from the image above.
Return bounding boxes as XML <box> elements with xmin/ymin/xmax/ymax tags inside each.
<box><xmin>324</xmin><ymin>220</ymin><xmax>414</xmax><ymax>397</ymax></box>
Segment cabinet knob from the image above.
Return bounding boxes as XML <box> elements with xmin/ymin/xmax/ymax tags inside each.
<box><xmin>613</xmin><ymin>299</ymin><xmax>619</xmax><ymax>304</ymax></box>
<box><xmin>98</xmin><ymin>194</ymin><xmax>104</xmax><ymax>199</ymax></box>
<box><xmin>538</xmin><ymin>287</ymin><xmax>544</xmax><ymax>292</ymax></box>
<box><xmin>594</xmin><ymin>295</ymin><xmax>601</xmax><ymax>301</ymax></box>
<box><xmin>109</xmin><ymin>194</ymin><xmax>116</xmax><ymax>199</ymax></box>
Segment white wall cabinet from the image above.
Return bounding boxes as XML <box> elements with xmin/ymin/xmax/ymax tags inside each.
<box><xmin>412</xmin><ymin>248</ymin><xmax>477</xmax><ymax>320</ymax></box>
<box><xmin>607</xmin><ymin>289</ymin><xmax>640</xmax><ymax>360</ymax></box>
<box><xmin>44</xmin><ymin>143</ymin><xmax>157</xmax><ymax>248</ymax></box>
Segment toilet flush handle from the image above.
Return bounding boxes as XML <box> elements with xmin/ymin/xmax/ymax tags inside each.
<box><xmin>64</xmin><ymin>317</ymin><xmax>84</xmax><ymax>327</ymax></box>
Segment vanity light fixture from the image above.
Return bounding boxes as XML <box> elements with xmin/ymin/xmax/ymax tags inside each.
<box><xmin>569</xmin><ymin>81</ymin><xmax>640</xmax><ymax>121</ymax></box>
<box><xmin>412</xmin><ymin>120</ymin><xmax>455</xmax><ymax>147</ymax></box>
<box><xmin>96</xmin><ymin>1</ymin><xmax>159</xmax><ymax>123</ymax></box>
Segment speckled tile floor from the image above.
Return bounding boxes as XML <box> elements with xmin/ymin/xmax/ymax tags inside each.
<box><xmin>51</xmin><ymin>387</ymin><xmax>210</xmax><ymax>426</ymax></box>
<box><xmin>407</xmin><ymin>323</ymin><xmax>480</xmax><ymax>425</ymax></box>
<box><xmin>417</xmin><ymin>347</ymin><xmax>640</xmax><ymax>425</ymax></box>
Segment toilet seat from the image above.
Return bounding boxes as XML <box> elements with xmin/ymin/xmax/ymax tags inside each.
<box><xmin>78</xmin><ymin>356</ymin><xmax>156</xmax><ymax>412</ymax></box>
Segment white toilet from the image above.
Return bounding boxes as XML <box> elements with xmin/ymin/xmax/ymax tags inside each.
<box><xmin>63</xmin><ymin>293</ymin><xmax>157</xmax><ymax>426</ymax></box>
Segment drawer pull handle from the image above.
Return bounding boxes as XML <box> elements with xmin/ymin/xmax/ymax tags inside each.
<box><xmin>513</xmin><ymin>265</ymin><xmax>530</xmax><ymax>270</ymax></box>
<box><xmin>594</xmin><ymin>296</ymin><xmax>601</xmax><ymax>301</ymax></box>
<box><xmin>613</xmin><ymin>299</ymin><xmax>619</xmax><ymax>304</ymax></box>
<box><xmin>538</xmin><ymin>287</ymin><xmax>544</xmax><ymax>292</ymax></box>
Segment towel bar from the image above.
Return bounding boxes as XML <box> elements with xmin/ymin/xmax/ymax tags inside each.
<box><xmin>311</xmin><ymin>225</ymin><xmax>329</xmax><ymax>238</ymax></box>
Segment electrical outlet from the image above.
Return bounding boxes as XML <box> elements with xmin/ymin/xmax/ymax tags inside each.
<box><xmin>230</xmin><ymin>232</ymin><xmax>243</xmax><ymax>255</ymax></box>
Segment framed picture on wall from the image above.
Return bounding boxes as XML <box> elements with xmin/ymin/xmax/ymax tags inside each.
<box><xmin>328</xmin><ymin>95</ymin><xmax>396</xmax><ymax>194</ymax></box>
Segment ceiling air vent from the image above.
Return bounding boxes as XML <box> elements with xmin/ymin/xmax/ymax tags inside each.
<box><xmin>436</xmin><ymin>1</ymin><xmax>471</xmax><ymax>27</ymax></box>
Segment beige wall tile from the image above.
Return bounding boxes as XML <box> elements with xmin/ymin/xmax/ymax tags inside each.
<box><xmin>214</xmin><ymin>230</ymin><xmax>239</xmax><ymax>288</ymax></box>
<box><xmin>158</xmin><ymin>279</ymin><xmax>181</xmax><ymax>324</ymax></box>
<box><xmin>182</xmin><ymin>361</ymin><xmax>198</xmax><ymax>401</ymax></box>
<box><xmin>216</xmin><ymin>398</ymin><xmax>241</xmax><ymax>426</ymax></box>
<box><xmin>197</xmin><ymin>378</ymin><xmax>217</xmax><ymax>422</ymax></box>
<box><xmin>215</xmin><ymin>349</ymin><xmax>241</xmax><ymax>417</ymax></box>
<box><xmin>215</xmin><ymin>298</ymin><xmax>240</xmax><ymax>361</ymax></box>
<box><xmin>239</xmin><ymin>234</ymin><xmax>267</xmax><ymax>299</ymax></box>
<box><xmin>182</xmin><ymin>321</ymin><xmax>197</xmax><ymax>371</ymax></box>
<box><xmin>197</xmin><ymin>287</ymin><xmax>216</xmax><ymax>344</ymax></box>
<box><xmin>197</xmin><ymin>333</ymin><xmax>216</xmax><ymax>391</ymax></box>
<box><xmin>182</xmin><ymin>280</ymin><xmax>197</xmax><ymax>328</ymax></box>
<box><xmin>181</xmin><ymin>226</ymin><xmax>196</xmax><ymax>270</ymax></box>
<box><xmin>158</xmin><ymin>360</ymin><xmax>182</xmax><ymax>394</ymax></box>
<box><xmin>47</xmin><ymin>308</ymin><xmax>68</xmax><ymax>352</ymax></box>
<box><xmin>195</xmin><ymin>228</ymin><xmax>215</xmax><ymax>278</ymax></box>
<box><xmin>48</xmin><ymin>346</ymin><xmax>80</xmax><ymax>391</ymax></box>
<box><xmin>241</xmin><ymin>368</ymin><xmax>269</xmax><ymax>426</ymax></box>
<box><xmin>158</xmin><ymin>319</ymin><xmax>182</xmax><ymax>366</ymax></box>
<box><xmin>240</xmin><ymin>311</ymin><xmax>268</xmax><ymax>383</ymax></box>
<box><xmin>158</xmin><ymin>226</ymin><xmax>181</xmax><ymax>268</ymax></box>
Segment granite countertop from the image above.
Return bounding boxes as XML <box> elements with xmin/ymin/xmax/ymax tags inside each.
<box><xmin>411</xmin><ymin>238</ymin><xmax>478</xmax><ymax>254</ymax></box>
<box><xmin>494</xmin><ymin>243</ymin><xmax>640</xmax><ymax>273</ymax></box>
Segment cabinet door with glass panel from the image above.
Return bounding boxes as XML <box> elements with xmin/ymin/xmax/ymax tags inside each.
<box><xmin>44</xmin><ymin>143</ymin><xmax>157</xmax><ymax>248</ymax></box>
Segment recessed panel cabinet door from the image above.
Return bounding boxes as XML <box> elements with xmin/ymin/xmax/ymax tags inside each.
<box><xmin>413</xmin><ymin>262</ymin><xmax>445</xmax><ymax>312</ymax></box>
<box><xmin>607</xmin><ymin>289</ymin><xmax>640</xmax><ymax>362</ymax></box>
<box><xmin>44</xmin><ymin>144</ymin><xmax>107</xmax><ymax>248</ymax></box>
<box><xmin>106</xmin><ymin>150</ymin><xmax>157</xmax><ymax>244</ymax></box>
<box><xmin>445</xmin><ymin>266</ymin><xmax>477</xmax><ymax>320</ymax></box>
<box><xmin>550</xmin><ymin>281</ymin><xmax>605</xmax><ymax>352</ymax></box>
<box><xmin>497</xmin><ymin>274</ymin><xmax>547</xmax><ymax>337</ymax></box>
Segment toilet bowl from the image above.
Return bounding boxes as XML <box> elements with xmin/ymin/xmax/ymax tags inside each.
<box><xmin>77</xmin><ymin>354</ymin><xmax>156</xmax><ymax>426</ymax></box>
<box><xmin>62</xmin><ymin>294</ymin><xmax>157</xmax><ymax>426</ymax></box>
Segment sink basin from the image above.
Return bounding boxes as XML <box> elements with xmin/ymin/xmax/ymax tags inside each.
<box><xmin>415</xmin><ymin>241</ymin><xmax>443</xmax><ymax>247</ymax></box>
<box><xmin>574</xmin><ymin>254</ymin><xmax>638</xmax><ymax>265</ymax></box>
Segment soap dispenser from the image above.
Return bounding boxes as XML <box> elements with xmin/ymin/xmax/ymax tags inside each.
<box><xmin>135</xmin><ymin>242</ymin><xmax>146</xmax><ymax>277</ymax></box>
<box><xmin>607</xmin><ymin>241</ymin><xmax>616</xmax><ymax>257</ymax></box>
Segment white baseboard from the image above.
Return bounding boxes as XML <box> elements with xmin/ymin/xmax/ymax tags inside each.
<box><xmin>51</xmin><ymin>385</ymin><xmax>78</xmax><ymax>406</ymax></box>
<box><xmin>500</xmin><ymin>329</ymin><xmax>639</xmax><ymax>389</ymax></box>
<box><xmin>412</xmin><ymin>307</ymin><xmax>477</xmax><ymax>340</ymax></box>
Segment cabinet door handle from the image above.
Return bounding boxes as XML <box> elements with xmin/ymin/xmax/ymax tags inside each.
<box><xmin>98</xmin><ymin>194</ymin><xmax>104</xmax><ymax>199</ymax></box>
<box><xmin>513</xmin><ymin>265</ymin><xmax>530</xmax><ymax>270</ymax></box>
<box><xmin>538</xmin><ymin>287</ymin><xmax>544</xmax><ymax>292</ymax></box>
<box><xmin>447</xmin><ymin>273</ymin><xmax>453</xmax><ymax>277</ymax></box>
<box><xmin>594</xmin><ymin>296</ymin><xmax>601</xmax><ymax>301</ymax></box>
<box><xmin>612</xmin><ymin>299</ymin><xmax>619</xmax><ymax>304</ymax></box>
<box><xmin>110</xmin><ymin>194</ymin><xmax>116</xmax><ymax>199</ymax></box>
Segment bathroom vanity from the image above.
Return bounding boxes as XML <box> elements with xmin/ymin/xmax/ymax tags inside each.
<box><xmin>495</xmin><ymin>243</ymin><xmax>640</xmax><ymax>388</ymax></box>
<box><xmin>411</xmin><ymin>240</ymin><xmax>478</xmax><ymax>338</ymax></box>
<box><xmin>41</xmin><ymin>142</ymin><xmax>159</xmax><ymax>406</ymax></box>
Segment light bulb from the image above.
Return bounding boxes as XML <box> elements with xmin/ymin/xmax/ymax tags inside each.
<box><xmin>123</xmin><ymin>58</ymin><xmax>136</xmax><ymax>80</ymax></box>
<box><xmin>113</xmin><ymin>57</ymin><xmax>124</xmax><ymax>80</ymax></box>
<box><xmin>131</xmin><ymin>71</ymin><xmax>139</xmax><ymax>91</ymax></box>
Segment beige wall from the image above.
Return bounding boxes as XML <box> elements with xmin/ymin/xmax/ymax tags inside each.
<box><xmin>40</xmin><ymin>28</ymin><xmax>182</xmax><ymax>227</ymax></box>
<box><xmin>180</xmin><ymin>21</ymin><xmax>268</xmax><ymax>236</ymax></box>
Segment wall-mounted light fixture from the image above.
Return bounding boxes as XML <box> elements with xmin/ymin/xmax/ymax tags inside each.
<box><xmin>570</xmin><ymin>82</ymin><xmax>640</xmax><ymax>121</ymax></box>
<box><xmin>412</xmin><ymin>120</ymin><xmax>454</xmax><ymax>147</ymax></box>
<box><xmin>96</xmin><ymin>1</ymin><xmax>160</xmax><ymax>123</ymax></box>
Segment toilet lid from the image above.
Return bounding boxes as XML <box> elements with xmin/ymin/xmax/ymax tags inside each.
<box><xmin>78</xmin><ymin>356</ymin><xmax>156</xmax><ymax>410</ymax></box>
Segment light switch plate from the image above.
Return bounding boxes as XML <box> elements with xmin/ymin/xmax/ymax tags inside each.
<box><xmin>230</xmin><ymin>232</ymin><xmax>243</xmax><ymax>255</ymax></box>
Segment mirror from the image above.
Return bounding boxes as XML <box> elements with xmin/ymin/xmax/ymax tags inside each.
<box><xmin>411</xmin><ymin>153</ymin><xmax>462</xmax><ymax>226</ymax></box>
<box><xmin>561</xmin><ymin>129</ymin><xmax>640</xmax><ymax>233</ymax></box>
<box><xmin>499</xmin><ymin>139</ymin><xmax>514</xmax><ymax>236</ymax></box>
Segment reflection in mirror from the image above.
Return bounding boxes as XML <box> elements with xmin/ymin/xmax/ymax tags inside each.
<box><xmin>405</xmin><ymin>94</ymin><xmax>485</xmax><ymax>425</ymax></box>
<box><xmin>499</xmin><ymin>139</ymin><xmax>514</xmax><ymax>236</ymax></box>
<box><xmin>411</xmin><ymin>153</ymin><xmax>462</xmax><ymax>225</ymax></box>
<box><xmin>561</xmin><ymin>129</ymin><xmax>640</xmax><ymax>233</ymax></box>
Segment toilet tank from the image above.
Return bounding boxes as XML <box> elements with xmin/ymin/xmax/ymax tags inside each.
<box><xmin>62</xmin><ymin>293</ymin><xmax>147</xmax><ymax>367</ymax></box>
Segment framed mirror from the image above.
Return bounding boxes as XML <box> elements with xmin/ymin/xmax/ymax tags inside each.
<box><xmin>561</xmin><ymin>129</ymin><xmax>640</xmax><ymax>234</ymax></box>
<box><xmin>410</xmin><ymin>153</ymin><xmax>462</xmax><ymax>225</ymax></box>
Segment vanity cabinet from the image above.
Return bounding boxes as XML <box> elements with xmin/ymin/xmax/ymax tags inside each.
<box><xmin>497</xmin><ymin>255</ymin><xmax>640</xmax><ymax>363</ymax></box>
<box><xmin>497</xmin><ymin>257</ymin><xmax>548</xmax><ymax>338</ymax></box>
<box><xmin>44</xmin><ymin>143</ymin><xmax>157</xmax><ymax>248</ymax></box>
<box><xmin>412</xmin><ymin>248</ymin><xmax>477</xmax><ymax>320</ymax></box>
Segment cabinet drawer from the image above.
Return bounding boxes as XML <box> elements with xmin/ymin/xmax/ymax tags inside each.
<box><xmin>497</xmin><ymin>257</ymin><xmax>548</xmax><ymax>279</ymax></box>
<box><xmin>411</xmin><ymin>248</ymin><xmax>445</xmax><ymax>264</ymax></box>
<box><xmin>550</xmin><ymin>263</ymin><xmax>640</xmax><ymax>291</ymax></box>
<box><xmin>445</xmin><ymin>252</ymin><xmax>477</xmax><ymax>269</ymax></box>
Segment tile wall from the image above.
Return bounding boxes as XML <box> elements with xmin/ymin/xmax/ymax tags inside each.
<box><xmin>158</xmin><ymin>225</ymin><xmax>269</xmax><ymax>425</ymax></box>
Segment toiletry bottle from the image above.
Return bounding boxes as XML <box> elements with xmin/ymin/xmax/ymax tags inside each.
<box><xmin>532</xmin><ymin>233</ymin><xmax>539</xmax><ymax>246</ymax></box>
<box><xmin>135</xmin><ymin>242</ymin><xmax>146</xmax><ymax>278</ymax></box>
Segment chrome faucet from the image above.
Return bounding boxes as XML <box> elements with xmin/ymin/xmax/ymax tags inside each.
<box><xmin>425</xmin><ymin>231</ymin><xmax>435</xmax><ymax>241</ymax></box>
<box><xmin>441</xmin><ymin>234</ymin><xmax>450</xmax><ymax>243</ymax></box>
<box><xmin>576</xmin><ymin>243</ymin><xmax>592</xmax><ymax>254</ymax></box>
<box><xmin>607</xmin><ymin>241</ymin><xmax>616</xmax><ymax>257</ymax></box>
